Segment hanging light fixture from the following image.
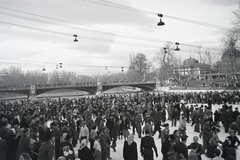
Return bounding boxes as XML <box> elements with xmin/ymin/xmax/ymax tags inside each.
<box><xmin>121</xmin><ymin>67</ymin><xmax>124</xmax><ymax>72</ymax></box>
<box><xmin>175</xmin><ymin>42</ymin><xmax>180</xmax><ymax>51</ymax></box>
<box><xmin>73</xmin><ymin>35</ymin><xmax>78</xmax><ymax>42</ymax></box>
<box><xmin>59</xmin><ymin>63</ymin><xmax>63</xmax><ymax>68</ymax></box>
<box><xmin>163</xmin><ymin>47</ymin><xmax>167</xmax><ymax>53</ymax></box>
<box><xmin>157</xmin><ymin>13</ymin><xmax>165</xmax><ymax>26</ymax></box>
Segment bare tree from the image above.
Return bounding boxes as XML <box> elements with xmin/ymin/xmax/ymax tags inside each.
<box><xmin>127</xmin><ymin>53</ymin><xmax>150</xmax><ymax>81</ymax></box>
<box><xmin>154</xmin><ymin>42</ymin><xmax>178</xmax><ymax>81</ymax></box>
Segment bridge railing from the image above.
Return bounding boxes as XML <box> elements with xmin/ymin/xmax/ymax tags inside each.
<box><xmin>102</xmin><ymin>80</ymin><xmax>156</xmax><ymax>85</ymax></box>
<box><xmin>0</xmin><ymin>81</ymin><xmax>156</xmax><ymax>91</ymax></box>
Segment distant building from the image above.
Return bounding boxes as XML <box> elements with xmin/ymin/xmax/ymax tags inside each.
<box><xmin>211</xmin><ymin>42</ymin><xmax>240</xmax><ymax>84</ymax></box>
<box><xmin>175</xmin><ymin>57</ymin><xmax>211</xmax><ymax>81</ymax></box>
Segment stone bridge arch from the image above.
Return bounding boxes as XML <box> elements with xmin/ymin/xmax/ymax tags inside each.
<box><xmin>102</xmin><ymin>83</ymin><xmax>156</xmax><ymax>92</ymax></box>
<box><xmin>35</xmin><ymin>86</ymin><xmax>98</xmax><ymax>95</ymax></box>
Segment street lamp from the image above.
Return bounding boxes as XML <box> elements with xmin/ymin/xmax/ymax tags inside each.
<box><xmin>73</xmin><ymin>35</ymin><xmax>78</xmax><ymax>42</ymax></box>
<box><xmin>175</xmin><ymin>42</ymin><xmax>180</xmax><ymax>51</ymax></box>
<box><xmin>157</xmin><ymin>14</ymin><xmax>165</xmax><ymax>26</ymax></box>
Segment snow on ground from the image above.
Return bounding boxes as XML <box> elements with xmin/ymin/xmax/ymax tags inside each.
<box><xmin>65</xmin><ymin>103</ymin><xmax>240</xmax><ymax>160</ymax></box>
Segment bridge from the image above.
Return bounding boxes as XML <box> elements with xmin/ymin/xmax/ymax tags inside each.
<box><xmin>0</xmin><ymin>81</ymin><xmax>157</xmax><ymax>96</ymax></box>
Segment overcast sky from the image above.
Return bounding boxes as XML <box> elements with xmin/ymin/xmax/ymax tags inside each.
<box><xmin>0</xmin><ymin>0</ymin><xmax>239</xmax><ymax>75</ymax></box>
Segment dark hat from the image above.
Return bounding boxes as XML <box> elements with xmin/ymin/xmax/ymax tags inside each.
<box><xmin>181</xmin><ymin>134</ymin><xmax>188</xmax><ymax>141</ymax></box>
<box><xmin>229</xmin><ymin>129</ymin><xmax>236</xmax><ymax>134</ymax></box>
<box><xmin>102</xmin><ymin>126</ymin><xmax>107</xmax><ymax>130</ymax></box>
<box><xmin>163</xmin><ymin>123</ymin><xmax>169</xmax><ymax>127</ymax></box>
<box><xmin>65</xmin><ymin>134</ymin><xmax>72</xmax><ymax>141</ymax></box>
<box><xmin>30</xmin><ymin>132</ymin><xmax>37</xmax><ymax>140</ymax></box>
<box><xmin>169</xmin><ymin>134</ymin><xmax>175</xmax><ymax>140</ymax></box>
<box><xmin>23</xmin><ymin>129</ymin><xmax>30</xmax><ymax>135</ymax></box>
<box><xmin>44</xmin><ymin>128</ymin><xmax>53</xmax><ymax>141</ymax></box>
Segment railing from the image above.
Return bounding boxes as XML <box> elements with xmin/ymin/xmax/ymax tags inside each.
<box><xmin>0</xmin><ymin>81</ymin><xmax>157</xmax><ymax>91</ymax></box>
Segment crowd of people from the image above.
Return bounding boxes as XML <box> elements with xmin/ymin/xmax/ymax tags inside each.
<box><xmin>0</xmin><ymin>90</ymin><xmax>240</xmax><ymax>160</ymax></box>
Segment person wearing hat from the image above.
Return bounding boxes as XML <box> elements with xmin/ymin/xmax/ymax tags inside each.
<box><xmin>161</xmin><ymin>123</ymin><xmax>169</xmax><ymax>144</ymax></box>
<box><xmin>135</xmin><ymin>111</ymin><xmax>143</xmax><ymax>138</ymax></box>
<box><xmin>99</xmin><ymin>126</ymin><xmax>111</xmax><ymax>160</ymax></box>
<box><xmin>221</xmin><ymin>129</ymin><xmax>240</xmax><ymax>160</ymax></box>
<box><xmin>30</xmin><ymin>131</ymin><xmax>41</xmax><ymax>160</ymax></box>
<box><xmin>161</xmin><ymin>134</ymin><xmax>171</xmax><ymax>160</ymax></box>
<box><xmin>175</xmin><ymin>134</ymin><xmax>188</xmax><ymax>159</ymax></box>
<box><xmin>140</xmin><ymin>129</ymin><xmax>158</xmax><ymax>160</ymax></box>
<box><xmin>0</xmin><ymin>129</ymin><xmax>8</xmax><ymax>160</ymax></box>
<box><xmin>37</xmin><ymin>128</ymin><xmax>55</xmax><ymax>160</ymax></box>
<box><xmin>232</xmin><ymin>107</ymin><xmax>239</xmax><ymax>120</ymax></box>
<box><xmin>191</xmin><ymin>107</ymin><xmax>201</xmax><ymax>132</ymax></box>
<box><xmin>15</xmin><ymin>129</ymin><xmax>32</xmax><ymax>160</ymax></box>
<box><xmin>188</xmin><ymin>142</ymin><xmax>198</xmax><ymax>160</ymax></box>
<box><xmin>207</xmin><ymin>126</ymin><xmax>222</xmax><ymax>158</ymax></box>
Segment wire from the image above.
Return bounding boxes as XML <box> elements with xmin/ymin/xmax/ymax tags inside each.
<box><xmin>85</xmin><ymin>0</ymin><xmax>230</xmax><ymax>30</ymax></box>
<box><xmin>0</xmin><ymin>7</ymin><xmax>225</xmax><ymax>52</ymax></box>
<box><xmin>0</xmin><ymin>20</ymin><xmax>165</xmax><ymax>49</ymax></box>
<box><xmin>0</xmin><ymin>8</ymin><xmax>169</xmax><ymax>44</ymax></box>
<box><xmin>0</xmin><ymin>59</ymin><xmax>128</xmax><ymax>68</ymax></box>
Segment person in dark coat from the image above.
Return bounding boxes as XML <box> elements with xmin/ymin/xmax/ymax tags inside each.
<box><xmin>99</xmin><ymin>126</ymin><xmax>111</xmax><ymax>160</ymax></box>
<box><xmin>206</xmin><ymin>128</ymin><xmax>223</xmax><ymax>159</ymax></box>
<box><xmin>140</xmin><ymin>129</ymin><xmax>158</xmax><ymax>160</ymax></box>
<box><xmin>123</xmin><ymin>134</ymin><xmax>138</xmax><ymax>160</ymax></box>
<box><xmin>161</xmin><ymin>134</ymin><xmax>171</xmax><ymax>160</ymax></box>
<box><xmin>192</xmin><ymin>108</ymin><xmax>201</xmax><ymax>132</ymax></box>
<box><xmin>188</xmin><ymin>136</ymin><xmax>204</xmax><ymax>160</ymax></box>
<box><xmin>235</xmin><ymin>115</ymin><xmax>240</xmax><ymax>135</ymax></box>
<box><xmin>6</xmin><ymin>129</ymin><xmax>16</xmax><ymax>160</ymax></box>
<box><xmin>106</xmin><ymin>114</ymin><xmax>115</xmax><ymax>140</ymax></box>
<box><xmin>221</xmin><ymin>129</ymin><xmax>240</xmax><ymax>160</ymax></box>
<box><xmin>37</xmin><ymin>128</ymin><xmax>55</xmax><ymax>160</ymax></box>
<box><xmin>15</xmin><ymin>129</ymin><xmax>32</xmax><ymax>160</ymax></box>
<box><xmin>171</xmin><ymin>108</ymin><xmax>178</xmax><ymax>127</ymax></box>
<box><xmin>219</xmin><ymin>107</ymin><xmax>234</xmax><ymax>133</ymax></box>
<box><xmin>152</xmin><ymin>119</ymin><xmax>161</xmax><ymax>139</ymax></box>
<box><xmin>161</xmin><ymin>123</ymin><xmax>170</xmax><ymax>144</ymax></box>
<box><xmin>175</xmin><ymin>134</ymin><xmax>188</xmax><ymax>159</ymax></box>
<box><xmin>0</xmin><ymin>130</ymin><xmax>8</xmax><ymax>160</ymax></box>
<box><xmin>200</xmin><ymin>119</ymin><xmax>211</xmax><ymax>153</ymax></box>
<box><xmin>51</xmin><ymin>122</ymin><xmax>62</xmax><ymax>159</ymax></box>
<box><xmin>135</xmin><ymin>111</ymin><xmax>143</xmax><ymax>138</ymax></box>
<box><xmin>78</xmin><ymin>139</ymin><xmax>94</xmax><ymax>160</ymax></box>
<box><xmin>111</xmin><ymin>117</ymin><xmax>120</xmax><ymax>152</ymax></box>
<box><xmin>62</xmin><ymin>135</ymin><xmax>75</xmax><ymax>160</ymax></box>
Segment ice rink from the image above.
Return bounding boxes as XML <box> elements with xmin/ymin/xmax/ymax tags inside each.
<box><xmin>69</xmin><ymin>103</ymin><xmax>240</xmax><ymax>160</ymax></box>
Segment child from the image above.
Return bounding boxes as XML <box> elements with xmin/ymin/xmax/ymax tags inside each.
<box><xmin>93</xmin><ymin>135</ymin><xmax>102</xmax><ymax>160</ymax></box>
